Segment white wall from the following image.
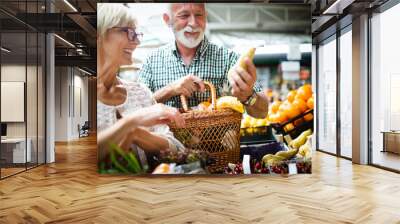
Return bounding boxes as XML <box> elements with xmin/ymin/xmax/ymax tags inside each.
<box><xmin>54</xmin><ymin>67</ymin><xmax>89</xmax><ymax>141</ymax></box>
<box><xmin>55</xmin><ymin>66</ymin><xmax>69</xmax><ymax>141</ymax></box>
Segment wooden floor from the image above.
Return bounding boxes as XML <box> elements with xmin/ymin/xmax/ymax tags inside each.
<box><xmin>1</xmin><ymin>136</ymin><xmax>400</xmax><ymax>223</ymax></box>
<box><xmin>1</xmin><ymin>167</ymin><xmax>26</xmax><ymax>178</ymax></box>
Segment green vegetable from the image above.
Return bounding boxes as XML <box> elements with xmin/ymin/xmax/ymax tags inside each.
<box><xmin>127</xmin><ymin>152</ymin><xmax>142</xmax><ymax>173</ymax></box>
<box><xmin>108</xmin><ymin>142</ymin><xmax>143</xmax><ymax>174</ymax></box>
<box><xmin>110</xmin><ymin>149</ymin><xmax>129</xmax><ymax>173</ymax></box>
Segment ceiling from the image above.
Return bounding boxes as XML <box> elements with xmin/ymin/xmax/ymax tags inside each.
<box><xmin>127</xmin><ymin>3</ymin><xmax>311</xmax><ymax>68</ymax></box>
<box><xmin>310</xmin><ymin>0</ymin><xmax>390</xmax><ymax>42</ymax></box>
<box><xmin>0</xmin><ymin>0</ymin><xmax>96</xmax><ymax>74</ymax></box>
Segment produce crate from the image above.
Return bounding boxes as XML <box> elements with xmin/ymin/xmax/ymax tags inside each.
<box><xmin>240</xmin><ymin>141</ymin><xmax>284</xmax><ymax>161</ymax></box>
<box><xmin>240</xmin><ymin>125</ymin><xmax>276</xmax><ymax>145</ymax></box>
<box><xmin>271</xmin><ymin>109</ymin><xmax>313</xmax><ymax>144</ymax></box>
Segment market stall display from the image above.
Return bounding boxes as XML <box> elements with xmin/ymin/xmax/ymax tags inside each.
<box><xmin>225</xmin><ymin>129</ymin><xmax>313</xmax><ymax>175</ymax></box>
<box><xmin>240</xmin><ymin>114</ymin><xmax>275</xmax><ymax>144</ymax></box>
<box><xmin>268</xmin><ymin>84</ymin><xmax>314</xmax><ymax>143</ymax></box>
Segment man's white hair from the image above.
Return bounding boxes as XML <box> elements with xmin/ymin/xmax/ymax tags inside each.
<box><xmin>97</xmin><ymin>3</ymin><xmax>137</xmax><ymax>38</ymax></box>
<box><xmin>165</xmin><ymin>3</ymin><xmax>207</xmax><ymax>17</ymax></box>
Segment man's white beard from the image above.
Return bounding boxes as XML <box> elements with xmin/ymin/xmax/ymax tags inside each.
<box><xmin>173</xmin><ymin>25</ymin><xmax>204</xmax><ymax>49</ymax></box>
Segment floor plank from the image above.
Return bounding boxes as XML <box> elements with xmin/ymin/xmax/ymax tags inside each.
<box><xmin>0</xmin><ymin>135</ymin><xmax>400</xmax><ymax>223</ymax></box>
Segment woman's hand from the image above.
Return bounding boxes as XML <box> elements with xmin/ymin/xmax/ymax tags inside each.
<box><xmin>127</xmin><ymin>103</ymin><xmax>185</xmax><ymax>128</ymax></box>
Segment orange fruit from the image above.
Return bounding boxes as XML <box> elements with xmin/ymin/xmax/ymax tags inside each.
<box><xmin>286</xmin><ymin>90</ymin><xmax>297</xmax><ymax>103</ymax></box>
<box><xmin>278</xmin><ymin>100</ymin><xmax>290</xmax><ymax>111</ymax></box>
<box><xmin>292</xmin><ymin>98</ymin><xmax>308</xmax><ymax>113</ymax></box>
<box><xmin>268</xmin><ymin>113</ymin><xmax>278</xmax><ymax>123</ymax></box>
<box><xmin>285</xmin><ymin>103</ymin><xmax>302</xmax><ymax>119</ymax></box>
<box><xmin>303</xmin><ymin>84</ymin><xmax>312</xmax><ymax>93</ymax></box>
<box><xmin>296</xmin><ymin>85</ymin><xmax>312</xmax><ymax>101</ymax></box>
<box><xmin>270</xmin><ymin>100</ymin><xmax>281</xmax><ymax>113</ymax></box>
<box><xmin>307</xmin><ymin>97</ymin><xmax>314</xmax><ymax>109</ymax></box>
<box><xmin>304</xmin><ymin>113</ymin><xmax>314</xmax><ymax>121</ymax></box>
<box><xmin>275</xmin><ymin>111</ymin><xmax>288</xmax><ymax>124</ymax></box>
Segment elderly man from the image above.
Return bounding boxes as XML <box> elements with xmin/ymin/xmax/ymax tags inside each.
<box><xmin>138</xmin><ymin>3</ymin><xmax>268</xmax><ymax>118</ymax></box>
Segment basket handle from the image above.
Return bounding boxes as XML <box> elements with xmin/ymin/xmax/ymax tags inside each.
<box><xmin>180</xmin><ymin>81</ymin><xmax>217</xmax><ymax>112</ymax></box>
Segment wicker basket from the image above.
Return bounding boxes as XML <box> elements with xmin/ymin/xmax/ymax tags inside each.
<box><xmin>168</xmin><ymin>81</ymin><xmax>242</xmax><ymax>173</ymax></box>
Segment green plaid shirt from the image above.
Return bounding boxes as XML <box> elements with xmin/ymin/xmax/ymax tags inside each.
<box><xmin>138</xmin><ymin>37</ymin><xmax>261</xmax><ymax>108</ymax></box>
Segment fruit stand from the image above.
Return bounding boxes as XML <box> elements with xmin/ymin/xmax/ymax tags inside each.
<box><xmin>226</xmin><ymin>83</ymin><xmax>314</xmax><ymax>175</ymax></box>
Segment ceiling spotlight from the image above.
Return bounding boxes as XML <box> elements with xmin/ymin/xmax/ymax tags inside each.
<box><xmin>78</xmin><ymin>67</ymin><xmax>93</xmax><ymax>76</ymax></box>
<box><xmin>322</xmin><ymin>0</ymin><xmax>354</xmax><ymax>15</ymax></box>
<box><xmin>1</xmin><ymin>47</ymin><xmax>11</xmax><ymax>53</ymax></box>
<box><xmin>63</xmin><ymin>0</ymin><xmax>78</xmax><ymax>12</ymax></box>
<box><xmin>54</xmin><ymin>34</ymin><xmax>75</xmax><ymax>48</ymax></box>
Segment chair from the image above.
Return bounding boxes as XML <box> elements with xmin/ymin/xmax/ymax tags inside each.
<box><xmin>79</xmin><ymin>121</ymin><xmax>90</xmax><ymax>138</ymax></box>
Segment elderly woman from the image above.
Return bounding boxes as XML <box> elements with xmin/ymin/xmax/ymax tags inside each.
<box><xmin>97</xmin><ymin>4</ymin><xmax>185</xmax><ymax>170</ymax></box>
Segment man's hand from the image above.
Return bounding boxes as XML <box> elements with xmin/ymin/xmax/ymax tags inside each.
<box><xmin>170</xmin><ymin>74</ymin><xmax>205</xmax><ymax>97</ymax></box>
<box><xmin>228</xmin><ymin>57</ymin><xmax>257</xmax><ymax>102</ymax></box>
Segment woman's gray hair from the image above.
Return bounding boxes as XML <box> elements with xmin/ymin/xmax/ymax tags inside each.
<box><xmin>97</xmin><ymin>3</ymin><xmax>137</xmax><ymax>38</ymax></box>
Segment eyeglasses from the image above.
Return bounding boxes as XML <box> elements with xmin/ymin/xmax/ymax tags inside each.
<box><xmin>112</xmin><ymin>27</ymin><xmax>143</xmax><ymax>42</ymax></box>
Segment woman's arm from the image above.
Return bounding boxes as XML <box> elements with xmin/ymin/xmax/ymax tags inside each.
<box><xmin>97</xmin><ymin>115</ymin><xmax>137</xmax><ymax>155</ymax></box>
<box><xmin>123</xmin><ymin>127</ymin><xmax>170</xmax><ymax>153</ymax></box>
<box><xmin>97</xmin><ymin>104</ymin><xmax>185</xmax><ymax>161</ymax></box>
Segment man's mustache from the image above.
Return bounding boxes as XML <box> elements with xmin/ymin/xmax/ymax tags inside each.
<box><xmin>182</xmin><ymin>26</ymin><xmax>201</xmax><ymax>33</ymax></box>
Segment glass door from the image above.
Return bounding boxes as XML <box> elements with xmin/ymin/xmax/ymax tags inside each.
<box><xmin>370</xmin><ymin>3</ymin><xmax>400</xmax><ymax>171</ymax></box>
<box><xmin>317</xmin><ymin>36</ymin><xmax>337</xmax><ymax>154</ymax></box>
<box><xmin>1</xmin><ymin>31</ymin><xmax>28</xmax><ymax>177</ymax></box>
<box><xmin>339</xmin><ymin>27</ymin><xmax>352</xmax><ymax>159</ymax></box>
<box><xmin>0</xmin><ymin>0</ymin><xmax>47</xmax><ymax>179</ymax></box>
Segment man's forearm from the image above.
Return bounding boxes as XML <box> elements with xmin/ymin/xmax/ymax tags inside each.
<box><xmin>153</xmin><ymin>85</ymin><xmax>176</xmax><ymax>103</ymax></box>
<box><xmin>245</xmin><ymin>92</ymin><xmax>269</xmax><ymax>118</ymax></box>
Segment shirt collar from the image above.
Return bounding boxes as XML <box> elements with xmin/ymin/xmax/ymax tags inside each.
<box><xmin>171</xmin><ymin>36</ymin><xmax>209</xmax><ymax>60</ymax></box>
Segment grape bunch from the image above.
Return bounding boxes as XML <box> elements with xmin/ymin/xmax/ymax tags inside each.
<box><xmin>251</xmin><ymin>160</ymin><xmax>270</xmax><ymax>174</ymax></box>
<box><xmin>270</xmin><ymin>164</ymin><xmax>289</xmax><ymax>174</ymax></box>
<box><xmin>224</xmin><ymin>162</ymin><xmax>243</xmax><ymax>174</ymax></box>
<box><xmin>296</xmin><ymin>161</ymin><xmax>312</xmax><ymax>173</ymax></box>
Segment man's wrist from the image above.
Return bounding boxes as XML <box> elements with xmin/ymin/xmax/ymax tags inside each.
<box><xmin>154</xmin><ymin>85</ymin><xmax>175</xmax><ymax>103</ymax></box>
<box><xmin>241</xmin><ymin>90</ymin><xmax>257</xmax><ymax>106</ymax></box>
<box><xmin>169</xmin><ymin>84</ymin><xmax>179</xmax><ymax>97</ymax></box>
